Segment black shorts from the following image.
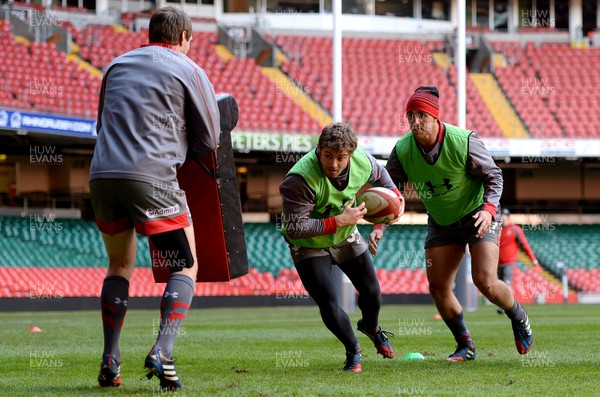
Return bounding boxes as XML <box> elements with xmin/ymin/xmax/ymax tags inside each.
<box><xmin>287</xmin><ymin>228</ymin><xmax>367</xmax><ymax>265</ymax></box>
<box><xmin>425</xmin><ymin>207</ymin><xmax>502</xmax><ymax>249</ymax></box>
<box><xmin>90</xmin><ymin>179</ymin><xmax>192</xmax><ymax>236</ymax></box>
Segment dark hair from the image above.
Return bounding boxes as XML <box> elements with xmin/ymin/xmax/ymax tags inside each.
<box><xmin>318</xmin><ymin>122</ymin><xmax>358</xmax><ymax>152</ymax></box>
<box><xmin>148</xmin><ymin>6</ymin><xmax>192</xmax><ymax>46</ymax></box>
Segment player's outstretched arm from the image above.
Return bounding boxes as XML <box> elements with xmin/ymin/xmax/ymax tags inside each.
<box><xmin>368</xmin><ymin>228</ymin><xmax>383</xmax><ymax>257</ymax></box>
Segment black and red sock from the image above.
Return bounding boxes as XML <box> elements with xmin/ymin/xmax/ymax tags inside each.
<box><xmin>443</xmin><ymin>311</ymin><xmax>473</xmax><ymax>346</ymax></box>
<box><xmin>505</xmin><ymin>300</ymin><xmax>526</xmax><ymax>321</ymax></box>
<box><xmin>155</xmin><ymin>274</ymin><xmax>194</xmax><ymax>358</ymax></box>
<box><xmin>100</xmin><ymin>275</ymin><xmax>129</xmax><ymax>360</ymax></box>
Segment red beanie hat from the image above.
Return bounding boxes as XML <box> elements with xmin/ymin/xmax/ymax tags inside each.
<box><xmin>406</xmin><ymin>86</ymin><xmax>440</xmax><ymax>119</ymax></box>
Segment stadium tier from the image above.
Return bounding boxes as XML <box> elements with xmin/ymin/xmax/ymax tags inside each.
<box><xmin>526</xmin><ymin>224</ymin><xmax>600</xmax><ymax>293</ymax></box>
<box><xmin>492</xmin><ymin>40</ymin><xmax>600</xmax><ymax>138</ymax></box>
<box><xmin>277</xmin><ymin>36</ymin><xmax>453</xmax><ymax>136</ymax></box>
<box><xmin>0</xmin><ymin>217</ymin><xmax>431</xmax><ymax>297</ymax></box>
<box><xmin>3</xmin><ymin>16</ymin><xmax>600</xmax><ymax>138</ymax></box>
<box><xmin>566</xmin><ymin>268</ymin><xmax>600</xmax><ymax>294</ymax></box>
<box><xmin>73</xmin><ymin>24</ymin><xmax>322</xmax><ymax>134</ymax></box>
<box><xmin>526</xmin><ymin>224</ymin><xmax>600</xmax><ymax>272</ymax></box>
<box><xmin>0</xmin><ymin>21</ymin><xmax>102</xmax><ymax>118</ymax></box>
<box><xmin>75</xmin><ymin>24</ymin><xmax>147</xmax><ymax>71</ymax></box>
<box><xmin>446</xmin><ymin>65</ymin><xmax>504</xmax><ymax>137</ymax></box>
<box><xmin>1</xmin><ymin>216</ymin><xmax>598</xmax><ymax>299</ymax></box>
<box><xmin>530</xmin><ymin>43</ymin><xmax>600</xmax><ymax>137</ymax></box>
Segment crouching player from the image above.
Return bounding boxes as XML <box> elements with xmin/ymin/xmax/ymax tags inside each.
<box><xmin>279</xmin><ymin>122</ymin><xmax>404</xmax><ymax>372</ymax></box>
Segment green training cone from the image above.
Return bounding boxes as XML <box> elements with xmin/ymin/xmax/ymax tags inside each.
<box><xmin>403</xmin><ymin>352</ymin><xmax>425</xmax><ymax>360</ymax></box>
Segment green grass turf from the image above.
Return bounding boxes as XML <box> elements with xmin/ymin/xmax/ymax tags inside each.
<box><xmin>1</xmin><ymin>304</ymin><xmax>599</xmax><ymax>397</ymax></box>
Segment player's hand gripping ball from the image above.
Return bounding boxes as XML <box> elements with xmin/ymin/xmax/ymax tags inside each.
<box><xmin>358</xmin><ymin>187</ymin><xmax>401</xmax><ymax>224</ymax></box>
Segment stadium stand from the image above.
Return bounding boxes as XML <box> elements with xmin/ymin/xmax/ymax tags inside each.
<box><xmin>526</xmin><ymin>224</ymin><xmax>600</xmax><ymax>271</ymax></box>
<box><xmin>566</xmin><ymin>269</ymin><xmax>600</xmax><ymax>293</ymax></box>
<box><xmin>492</xmin><ymin>40</ymin><xmax>600</xmax><ymax>138</ymax></box>
<box><xmin>276</xmin><ymin>35</ymin><xmax>517</xmax><ymax>137</ymax></box>
<box><xmin>0</xmin><ymin>216</ymin><xmax>595</xmax><ymax>301</ymax></box>
<box><xmin>76</xmin><ymin>24</ymin><xmax>147</xmax><ymax>71</ymax></box>
<box><xmin>510</xmin><ymin>264</ymin><xmax>577</xmax><ymax>303</ymax></box>
<box><xmin>3</xmin><ymin>16</ymin><xmax>599</xmax><ymax>138</ymax></box>
<box><xmin>0</xmin><ymin>21</ymin><xmax>322</xmax><ymax>133</ymax></box>
<box><xmin>277</xmin><ymin>35</ymin><xmax>456</xmax><ymax>137</ymax></box>
<box><xmin>209</xmin><ymin>57</ymin><xmax>323</xmax><ymax>133</ymax></box>
<box><xmin>70</xmin><ymin>25</ymin><xmax>323</xmax><ymax>133</ymax></box>
<box><xmin>491</xmin><ymin>41</ymin><xmax>564</xmax><ymax>138</ymax></box>
<box><xmin>1</xmin><ymin>9</ymin><xmax>600</xmax><ymax>306</ymax></box>
<box><xmin>447</xmin><ymin>65</ymin><xmax>505</xmax><ymax>137</ymax></box>
<box><xmin>0</xmin><ymin>216</ymin><xmax>431</xmax><ymax>297</ymax></box>
<box><xmin>0</xmin><ymin>20</ymin><xmax>101</xmax><ymax>118</ymax></box>
<box><xmin>529</xmin><ymin>43</ymin><xmax>600</xmax><ymax>138</ymax></box>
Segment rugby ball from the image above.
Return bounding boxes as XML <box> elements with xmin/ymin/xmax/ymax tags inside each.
<box><xmin>358</xmin><ymin>187</ymin><xmax>401</xmax><ymax>224</ymax></box>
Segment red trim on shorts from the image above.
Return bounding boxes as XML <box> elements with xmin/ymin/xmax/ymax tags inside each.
<box><xmin>135</xmin><ymin>213</ymin><xmax>190</xmax><ymax>236</ymax></box>
<box><xmin>95</xmin><ymin>217</ymin><xmax>132</xmax><ymax>236</ymax></box>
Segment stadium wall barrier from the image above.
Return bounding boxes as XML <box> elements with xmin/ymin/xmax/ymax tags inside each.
<box><xmin>0</xmin><ymin>294</ymin><xmax>434</xmax><ymax>312</ymax></box>
<box><xmin>577</xmin><ymin>293</ymin><xmax>600</xmax><ymax>304</ymax></box>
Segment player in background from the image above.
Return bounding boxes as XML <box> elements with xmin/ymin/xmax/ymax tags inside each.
<box><xmin>384</xmin><ymin>86</ymin><xmax>533</xmax><ymax>361</ymax></box>
<box><xmin>497</xmin><ymin>208</ymin><xmax>541</xmax><ymax>314</ymax></box>
<box><xmin>89</xmin><ymin>7</ymin><xmax>220</xmax><ymax>391</ymax></box>
<box><xmin>279</xmin><ymin>122</ymin><xmax>403</xmax><ymax>373</ymax></box>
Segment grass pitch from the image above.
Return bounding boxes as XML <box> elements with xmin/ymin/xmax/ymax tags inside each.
<box><xmin>1</xmin><ymin>303</ymin><xmax>598</xmax><ymax>396</ymax></box>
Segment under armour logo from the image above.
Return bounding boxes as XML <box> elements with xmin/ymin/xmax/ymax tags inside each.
<box><xmin>320</xmin><ymin>199</ymin><xmax>350</xmax><ymax>218</ymax></box>
<box><xmin>164</xmin><ymin>291</ymin><xmax>179</xmax><ymax>298</ymax></box>
<box><xmin>424</xmin><ymin>178</ymin><xmax>453</xmax><ymax>193</ymax></box>
<box><xmin>114</xmin><ymin>297</ymin><xmax>128</xmax><ymax>306</ymax></box>
<box><xmin>320</xmin><ymin>203</ymin><xmax>339</xmax><ymax>218</ymax></box>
